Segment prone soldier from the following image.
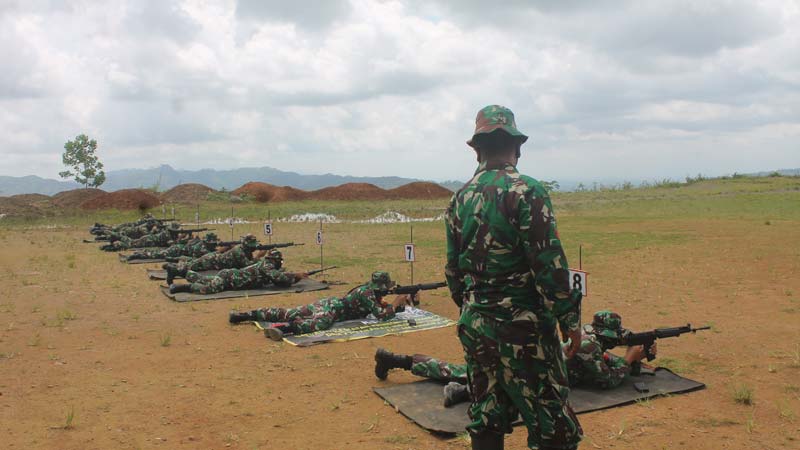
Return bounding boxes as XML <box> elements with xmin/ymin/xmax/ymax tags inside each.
<box><xmin>228</xmin><ymin>272</ymin><xmax>415</xmax><ymax>341</ymax></box>
<box><xmin>373</xmin><ymin>311</ymin><xmax>661</xmax><ymax>407</ymax></box>
<box><xmin>162</xmin><ymin>234</ymin><xmax>264</xmax><ymax>284</ymax></box>
<box><xmin>125</xmin><ymin>232</ymin><xmax>220</xmax><ymax>261</ymax></box>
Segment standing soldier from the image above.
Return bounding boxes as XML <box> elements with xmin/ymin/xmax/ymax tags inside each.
<box><xmin>445</xmin><ymin>105</ymin><xmax>583</xmax><ymax>450</ymax></box>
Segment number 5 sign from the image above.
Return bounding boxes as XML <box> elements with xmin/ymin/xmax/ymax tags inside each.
<box><xmin>316</xmin><ymin>230</ymin><xmax>323</xmax><ymax>245</ymax></box>
<box><xmin>568</xmin><ymin>269</ymin><xmax>588</xmax><ymax>296</ymax></box>
<box><xmin>404</xmin><ymin>244</ymin><xmax>416</xmax><ymax>262</ymax></box>
<box><xmin>263</xmin><ymin>222</ymin><xmax>273</xmax><ymax>236</ymax></box>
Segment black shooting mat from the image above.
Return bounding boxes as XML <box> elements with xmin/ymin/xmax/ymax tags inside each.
<box><xmin>146</xmin><ymin>269</ymin><xmax>217</xmax><ymax>280</ymax></box>
<box><xmin>118</xmin><ymin>253</ymin><xmax>166</xmax><ymax>264</ymax></box>
<box><xmin>159</xmin><ymin>278</ymin><xmax>330</xmax><ymax>302</ymax></box>
<box><xmin>373</xmin><ymin>368</ymin><xmax>705</xmax><ymax>435</ymax></box>
<box><xmin>254</xmin><ymin>307</ymin><xmax>455</xmax><ymax>347</ymax></box>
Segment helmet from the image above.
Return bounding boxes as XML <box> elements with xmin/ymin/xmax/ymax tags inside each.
<box><xmin>586</xmin><ymin>310</ymin><xmax>626</xmax><ymax>340</ymax></box>
<box><xmin>368</xmin><ymin>271</ymin><xmax>394</xmax><ymax>290</ymax></box>
<box><xmin>204</xmin><ymin>232</ymin><xmax>218</xmax><ymax>242</ymax></box>
<box><xmin>241</xmin><ymin>234</ymin><xmax>258</xmax><ymax>249</ymax></box>
<box><xmin>466</xmin><ymin>105</ymin><xmax>528</xmax><ymax>148</ymax></box>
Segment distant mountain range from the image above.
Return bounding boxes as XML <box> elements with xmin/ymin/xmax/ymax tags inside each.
<box><xmin>0</xmin><ymin>165</ymin><xmax>462</xmax><ymax>196</ymax></box>
<box><xmin>1</xmin><ymin>166</ymin><xmax>796</xmax><ymax>196</ymax></box>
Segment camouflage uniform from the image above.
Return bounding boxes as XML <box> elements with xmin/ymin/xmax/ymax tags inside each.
<box><xmin>445</xmin><ymin>105</ymin><xmax>582</xmax><ymax>449</ymax></box>
<box><xmin>127</xmin><ymin>233</ymin><xmax>218</xmax><ymax>260</ymax></box>
<box><xmin>410</xmin><ymin>355</ymin><xmax>468</xmax><ymax>384</ymax></box>
<box><xmin>168</xmin><ymin>243</ymin><xmax>254</xmax><ymax>275</ymax></box>
<box><xmin>398</xmin><ymin>330</ymin><xmax>638</xmax><ymax>390</ymax></box>
<box><xmin>567</xmin><ymin>311</ymin><xmax>639</xmax><ymax>389</ymax></box>
<box><xmin>253</xmin><ymin>272</ymin><xmax>397</xmax><ymax>334</ymax></box>
<box><xmin>185</xmin><ymin>259</ymin><xmax>292</xmax><ymax>294</ymax></box>
<box><xmin>109</xmin><ymin>229</ymin><xmax>176</xmax><ymax>250</ymax></box>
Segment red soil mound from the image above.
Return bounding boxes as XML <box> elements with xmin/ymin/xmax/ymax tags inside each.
<box><xmin>51</xmin><ymin>188</ymin><xmax>107</xmax><ymax>209</ymax></box>
<box><xmin>80</xmin><ymin>189</ymin><xmax>161</xmax><ymax>211</ymax></box>
<box><xmin>388</xmin><ymin>182</ymin><xmax>453</xmax><ymax>199</ymax></box>
<box><xmin>311</xmin><ymin>183</ymin><xmax>393</xmax><ymax>201</ymax></box>
<box><xmin>161</xmin><ymin>183</ymin><xmax>215</xmax><ymax>203</ymax></box>
<box><xmin>0</xmin><ymin>197</ymin><xmax>48</xmax><ymax>218</ymax></box>
<box><xmin>232</xmin><ymin>182</ymin><xmax>309</xmax><ymax>203</ymax></box>
<box><xmin>10</xmin><ymin>193</ymin><xmax>51</xmax><ymax>203</ymax></box>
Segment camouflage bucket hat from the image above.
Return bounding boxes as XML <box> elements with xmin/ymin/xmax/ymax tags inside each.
<box><xmin>466</xmin><ymin>105</ymin><xmax>528</xmax><ymax>148</ymax></box>
<box><xmin>241</xmin><ymin>234</ymin><xmax>258</xmax><ymax>249</ymax></box>
<box><xmin>369</xmin><ymin>271</ymin><xmax>394</xmax><ymax>290</ymax></box>
<box><xmin>204</xmin><ymin>232</ymin><xmax>218</xmax><ymax>242</ymax></box>
<box><xmin>589</xmin><ymin>310</ymin><xmax>624</xmax><ymax>339</ymax></box>
<box><xmin>266</xmin><ymin>250</ymin><xmax>283</xmax><ymax>260</ymax></box>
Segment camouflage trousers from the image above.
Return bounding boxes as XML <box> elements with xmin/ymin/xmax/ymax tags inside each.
<box><xmin>131</xmin><ymin>246</ymin><xmax>184</xmax><ymax>260</ymax></box>
<box><xmin>458</xmin><ymin>306</ymin><xmax>582</xmax><ymax>450</ymax></box>
<box><xmin>186</xmin><ymin>268</ymin><xmax>260</xmax><ymax>294</ymax></box>
<box><xmin>254</xmin><ymin>300</ymin><xmax>341</xmax><ymax>334</ymax></box>
<box><xmin>410</xmin><ymin>355</ymin><xmax>467</xmax><ymax>384</ymax></box>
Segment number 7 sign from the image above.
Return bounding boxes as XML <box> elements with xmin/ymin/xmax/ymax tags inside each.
<box><xmin>568</xmin><ymin>269</ymin><xmax>588</xmax><ymax>296</ymax></box>
<box><xmin>404</xmin><ymin>244</ymin><xmax>416</xmax><ymax>262</ymax></box>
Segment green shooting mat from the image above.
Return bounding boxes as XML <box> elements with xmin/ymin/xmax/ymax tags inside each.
<box><xmin>159</xmin><ymin>278</ymin><xmax>330</xmax><ymax>302</ymax></box>
<box><xmin>373</xmin><ymin>368</ymin><xmax>704</xmax><ymax>434</ymax></box>
<box><xmin>146</xmin><ymin>269</ymin><xmax>217</xmax><ymax>280</ymax></box>
<box><xmin>254</xmin><ymin>307</ymin><xmax>455</xmax><ymax>347</ymax></box>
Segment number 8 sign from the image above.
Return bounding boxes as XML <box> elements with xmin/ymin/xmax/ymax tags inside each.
<box><xmin>568</xmin><ymin>269</ymin><xmax>588</xmax><ymax>296</ymax></box>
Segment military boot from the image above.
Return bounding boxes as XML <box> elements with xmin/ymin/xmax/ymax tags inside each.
<box><xmin>374</xmin><ymin>348</ymin><xmax>413</xmax><ymax>380</ymax></box>
<box><xmin>470</xmin><ymin>431</ymin><xmax>504</xmax><ymax>450</ymax></box>
<box><xmin>165</xmin><ymin>266</ymin><xmax>179</xmax><ymax>285</ymax></box>
<box><xmin>263</xmin><ymin>322</ymin><xmax>291</xmax><ymax>341</ymax></box>
<box><xmin>229</xmin><ymin>310</ymin><xmax>256</xmax><ymax>324</ymax></box>
<box><xmin>443</xmin><ymin>382</ymin><xmax>470</xmax><ymax>407</ymax></box>
<box><xmin>169</xmin><ymin>284</ymin><xmax>192</xmax><ymax>294</ymax></box>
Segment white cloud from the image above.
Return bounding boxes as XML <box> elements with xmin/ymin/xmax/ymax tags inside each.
<box><xmin>0</xmin><ymin>0</ymin><xmax>797</xmax><ymax>184</ymax></box>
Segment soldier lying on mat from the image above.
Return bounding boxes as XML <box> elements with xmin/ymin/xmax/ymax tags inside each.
<box><xmin>125</xmin><ymin>232</ymin><xmax>219</xmax><ymax>261</ymax></box>
<box><xmin>168</xmin><ymin>249</ymin><xmax>300</xmax><ymax>295</ymax></box>
<box><xmin>228</xmin><ymin>271</ymin><xmax>416</xmax><ymax>341</ymax></box>
<box><xmin>374</xmin><ymin>310</ymin><xmax>656</xmax><ymax>407</ymax></box>
<box><xmin>162</xmin><ymin>234</ymin><xmax>264</xmax><ymax>284</ymax></box>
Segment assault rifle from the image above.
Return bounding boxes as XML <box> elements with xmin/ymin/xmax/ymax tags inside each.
<box><xmin>167</xmin><ymin>228</ymin><xmax>209</xmax><ymax>235</ymax></box>
<box><xmin>214</xmin><ymin>241</ymin><xmax>304</xmax><ymax>251</ymax></box>
<box><xmin>305</xmin><ymin>266</ymin><xmax>338</xmax><ymax>276</ymax></box>
<box><xmin>375</xmin><ymin>281</ymin><xmax>448</xmax><ymax>306</ymax></box>
<box><xmin>617</xmin><ymin>324</ymin><xmax>710</xmax><ymax>361</ymax></box>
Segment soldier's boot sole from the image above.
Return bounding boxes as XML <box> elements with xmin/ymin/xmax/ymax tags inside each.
<box><xmin>264</xmin><ymin>328</ymin><xmax>284</xmax><ymax>341</ymax></box>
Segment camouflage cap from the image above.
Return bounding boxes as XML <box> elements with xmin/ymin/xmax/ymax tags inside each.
<box><xmin>204</xmin><ymin>232</ymin><xmax>218</xmax><ymax>242</ymax></box>
<box><xmin>466</xmin><ymin>105</ymin><xmax>528</xmax><ymax>148</ymax></box>
<box><xmin>587</xmin><ymin>310</ymin><xmax>625</xmax><ymax>339</ymax></box>
<box><xmin>368</xmin><ymin>271</ymin><xmax>394</xmax><ymax>290</ymax></box>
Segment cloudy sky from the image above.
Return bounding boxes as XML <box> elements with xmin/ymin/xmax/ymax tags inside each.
<box><xmin>1</xmin><ymin>0</ymin><xmax>798</xmax><ymax>183</ymax></box>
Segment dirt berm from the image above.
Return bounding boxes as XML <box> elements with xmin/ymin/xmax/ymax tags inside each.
<box><xmin>80</xmin><ymin>189</ymin><xmax>161</xmax><ymax>210</ymax></box>
<box><xmin>161</xmin><ymin>183</ymin><xmax>216</xmax><ymax>203</ymax></box>
<box><xmin>51</xmin><ymin>188</ymin><xmax>106</xmax><ymax>209</ymax></box>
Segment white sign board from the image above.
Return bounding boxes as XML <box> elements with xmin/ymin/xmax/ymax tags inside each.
<box><xmin>264</xmin><ymin>222</ymin><xmax>273</xmax><ymax>236</ymax></box>
<box><xmin>228</xmin><ymin>218</ymin><xmax>234</xmax><ymax>228</ymax></box>
<box><xmin>316</xmin><ymin>230</ymin><xmax>323</xmax><ymax>245</ymax></box>
<box><xmin>568</xmin><ymin>269</ymin><xmax>588</xmax><ymax>296</ymax></box>
<box><xmin>404</xmin><ymin>243</ymin><xmax>416</xmax><ymax>262</ymax></box>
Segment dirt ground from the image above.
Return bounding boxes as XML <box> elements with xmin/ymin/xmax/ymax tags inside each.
<box><xmin>1</xmin><ymin>208</ymin><xmax>799</xmax><ymax>449</ymax></box>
